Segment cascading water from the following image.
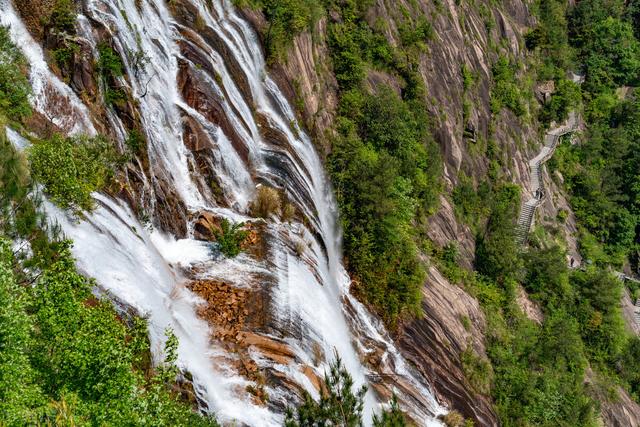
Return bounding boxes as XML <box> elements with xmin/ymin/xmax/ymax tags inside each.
<box><xmin>2</xmin><ymin>0</ymin><xmax>445</xmax><ymax>424</ymax></box>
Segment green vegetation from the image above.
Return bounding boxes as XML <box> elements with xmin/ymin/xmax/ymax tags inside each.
<box><xmin>285</xmin><ymin>356</ymin><xmax>406</xmax><ymax>426</ymax></box>
<box><xmin>28</xmin><ymin>134</ymin><xmax>121</xmax><ymax>212</ymax></box>
<box><xmin>490</xmin><ymin>56</ymin><xmax>526</xmax><ymax>117</ymax></box>
<box><xmin>325</xmin><ymin>1</ymin><xmax>440</xmax><ymax>326</ymax></box>
<box><xmin>212</xmin><ymin>219</ymin><xmax>249</xmax><ymax>258</ymax></box>
<box><xmin>0</xmin><ymin>230</ymin><xmax>220</xmax><ymax>425</ymax></box>
<box><xmin>97</xmin><ymin>43</ymin><xmax>127</xmax><ymax>106</ymax></box>
<box><xmin>49</xmin><ymin>0</ymin><xmax>80</xmax><ymax>73</ymax></box>
<box><xmin>0</xmin><ymin>30</ymin><xmax>217</xmax><ymax>425</ymax></box>
<box><xmin>234</xmin><ymin>0</ymin><xmax>324</xmax><ymax>60</ymax></box>
<box><xmin>513</xmin><ymin>5</ymin><xmax>640</xmax><ymax>421</ymax></box>
<box><xmin>240</xmin><ymin>0</ymin><xmax>441</xmax><ymax>329</ymax></box>
<box><xmin>474</xmin><ymin>184</ymin><xmax>523</xmax><ymax>283</ymax></box>
<box><xmin>330</xmin><ymin>87</ymin><xmax>440</xmax><ymax>324</ymax></box>
<box><xmin>285</xmin><ymin>356</ymin><xmax>366</xmax><ymax>426</ymax></box>
<box><xmin>0</xmin><ymin>26</ymin><xmax>31</xmax><ymax>122</ymax></box>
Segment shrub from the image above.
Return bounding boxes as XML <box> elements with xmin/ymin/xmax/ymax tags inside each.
<box><xmin>251</xmin><ymin>185</ymin><xmax>281</xmax><ymax>218</ymax></box>
<box><xmin>474</xmin><ymin>184</ymin><xmax>523</xmax><ymax>284</ymax></box>
<box><xmin>28</xmin><ymin>134</ymin><xmax>120</xmax><ymax>212</ymax></box>
<box><xmin>0</xmin><ymin>26</ymin><xmax>31</xmax><ymax>122</ymax></box>
<box><xmin>539</xmin><ymin>78</ymin><xmax>581</xmax><ymax>124</ymax></box>
<box><xmin>97</xmin><ymin>43</ymin><xmax>126</xmax><ymax>106</ymax></box>
<box><xmin>461</xmin><ymin>346</ymin><xmax>494</xmax><ymax>394</ymax></box>
<box><xmin>211</xmin><ymin>219</ymin><xmax>249</xmax><ymax>258</ymax></box>
<box><xmin>441</xmin><ymin>411</ymin><xmax>465</xmax><ymax>427</ymax></box>
<box><xmin>490</xmin><ymin>56</ymin><xmax>525</xmax><ymax>117</ymax></box>
<box><xmin>125</xmin><ymin>128</ymin><xmax>145</xmax><ymax>155</ymax></box>
<box><xmin>236</xmin><ymin>0</ymin><xmax>323</xmax><ymax>61</ymax></box>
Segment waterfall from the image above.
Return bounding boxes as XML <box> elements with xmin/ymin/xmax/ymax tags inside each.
<box><xmin>2</xmin><ymin>0</ymin><xmax>445</xmax><ymax>424</ymax></box>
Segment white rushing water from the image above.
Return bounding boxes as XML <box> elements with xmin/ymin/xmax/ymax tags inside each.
<box><xmin>2</xmin><ymin>0</ymin><xmax>445</xmax><ymax>424</ymax></box>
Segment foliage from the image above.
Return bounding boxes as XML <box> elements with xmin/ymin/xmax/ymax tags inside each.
<box><xmin>243</xmin><ymin>0</ymin><xmax>440</xmax><ymax>326</ymax></box>
<box><xmin>97</xmin><ymin>43</ymin><xmax>126</xmax><ymax>106</ymax></box>
<box><xmin>28</xmin><ymin>134</ymin><xmax>121</xmax><ymax>212</ymax></box>
<box><xmin>0</xmin><ymin>240</ymin><xmax>43</xmax><ymax>424</ymax></box>
<box><xmin>526</xmin><ymin>0</ymin><xmax>573</xmax><ymax>79</ymax></box>
<box><xmin>551</xmin><ymin>95</ymin><xmax>640</xmax><ymax>265</ymax></box>
<box><xmin>212</xmin><ymin>218</ymin><xmax>249</xmax><ymax>258</ymax></box>
<box><xmin>474</xmin><ymin>184</ymin><xmax>523</xmax><ymax>284</ymax></box>
<box><xmin>461</xmin><ymin>346</ymin><xmax>494</xmax><ymax>395</ymax></box>
<box><xmin>49</xmin><ymin>0</ymin><xmax>77</xmax><ymax>34</ymax></box>
<box><xmin>539</xmin><ymin>78</ymin><xmax>581</xmax><ymax>124</ymax></box>
<box><xmin>0</xmin><ymin>26</ymin><xmax>32</xmax><ymax>122</ymax></box>
<box><xmin>452</xmin><ymin>175</ymin><xmax>492</xmax><ymax>232</ymax></box>
<box><xmin>235</xmin><ymin>0</ymin><xmax>324</xmax><ymax>61</ymax></box>
<box><xmin>285</xmin><ymin>355</ymin><xmax>366</xmax><ymax>426</ymax></box>
<box><xmin>0</xmin><ymin>119</ymin><xmax>216</xmax><ymax>425</ymax></box>
<box><xmin>329</xmin><ymin>86</ymin><xmax>440</xmax><ymax>325</ymax></box>
<box><xmin>523</xmin><ymin>243</ymin><xmax>572</xmax><ymax>308</ymax></box>
<box><xmin>571</xmin><ymin>268</ymin><xmax>626</xmax><ymax>363</ymax></box>
<box><xmin>125</xmin><ymin>128</ymin><xmax>145</xmax><ymax>155</ymax></box>
<box><xmin>372</xmin><ymin>395</ymin><xmax>407</xmax><ymax>426</ymax></box>
<box><xmin>490</xmin><ymin>56</ymin><xmax>525</xmax><ymax>117</ymax></box>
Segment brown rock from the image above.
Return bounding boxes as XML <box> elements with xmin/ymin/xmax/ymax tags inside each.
<box><xmin>398</xmin><ymin>266</ymin><xmax>498</xmax><ymax>426</ymax></box>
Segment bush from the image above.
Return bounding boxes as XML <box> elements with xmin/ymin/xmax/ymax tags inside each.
<box><xmin>28</xmin><ymin>134</ymin><xmax>120</xmax><ymax>212</ymax></box>
<box><xmin>329</xmin><ymin>87</ymin><xmax>441</xmax><ymax>324</ymax></box>
<box><xmin>212</xmin><ymin>219</ymin><xmax>249</xmax><ymax>258</ymax></box>
<box><xmin>539</xmin><ymin>78</ymin><xmax>581</xmax><ymax>124</ymax></box>
<box><xmin>285</xmin><ymin>355</ymin><xmax>366</xmax><ymax>426</ymax></box>
<box><xmin>490</xmin><ymin>56</ymin><xmax>525</xmax><ymax>117</ymax></box>
<box><xmin>251</xmin><ymin>185</ymin><xmax>281</xmax><ymax>218</ymax></box>
<box><xmin>97</xmin><ymin>43</ymin><xmax>126</xmax><ymax>106</ymax></box>
<box><xmin>235</xmin><ymin>0</ymin><xmax>323</xmax><ymax>61</ymax></box>
<box><xmin>461</xmin><ymin>346</ymin><xmax>494</xmax><ymax>394</ymax></box>
<box><xmin>0</xmin><ymin>26</ymin><xmax>31</xmax><ymax>122</ymax></box>
<box><xmin>474</xmin><ymin>184</ymin><xmax>523</xmax><ymax>284</ymax></box>
<box><xmin>441</xmin><ymin>411</ymin><xmax>465</xmax><ymax>427</ymax></box>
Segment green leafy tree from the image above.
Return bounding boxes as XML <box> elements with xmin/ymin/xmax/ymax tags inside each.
<box><xmin>28</xmin><ymin>134</ymin><xmax>120</xmax><ymax>212</ymax></box>
<box><xmin>0</xmin><ymin>26</ymin><xmax>32</xmax><ymax>122</ymax></box>
<box><xmin>0</xmin><ymin>240</ymin><xmax>45</xmax><ymax>423</ymax></box>
<box><xmin>475</xmin><ymin>184</ymin><xmax>523</xmax><ymax>284</ymax></box>
<box><xmin>372</xmin><ymin>396</ymin><xmax>406</xmax><ymax>426</ymax></box>
<box><xmin>285</xmin><ymin>355</ymin><xmax>367</xmax><ymax>426</ymax></box>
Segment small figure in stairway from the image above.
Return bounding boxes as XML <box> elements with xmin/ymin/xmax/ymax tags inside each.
<box><xmin>534</xmin><ymin>189</ymin><xmax>545</xmax><ymax>200</ymax></box>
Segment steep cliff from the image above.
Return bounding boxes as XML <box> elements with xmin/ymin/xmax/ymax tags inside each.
<box><xmin>238</xmin><ymin>0</ymin><xmax>542</xmax><ymax>424</ymax></box>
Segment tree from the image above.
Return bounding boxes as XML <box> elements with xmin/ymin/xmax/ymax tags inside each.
<box><xmin>285</xmin><ymin>355</ymin><xmax>367</xmax><ymax>426</ymax></box>
<box><xmin>372</xmin><ymin>396</ymin><xmax>406</xmax><ymax>426</ymax></box>
<box><xmin>0</xmin><ymin>26</ymin><xmax>32</xmax><ymax>122</ymax></box>
<box><xmin>0</xmin><ymin>240</ymin><xmax>44</xmax><ymax>423</ymax></box>
<box><xmin>581</xmin><ymin>17</ymin><xmax>640</xmax><ymax>91</ymax></box>
<box><xmin>475</xmin><ymin>184</ymin><xmax>523</xmax><ymax>284</ymax></box>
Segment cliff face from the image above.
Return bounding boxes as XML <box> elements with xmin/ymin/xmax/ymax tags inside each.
<box><xmin>242</xmin><ymin>0</ymin><xmax>540</xmax><ymax>424</ymax></box>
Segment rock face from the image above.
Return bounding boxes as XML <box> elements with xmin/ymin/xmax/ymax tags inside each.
<box><xmin>240</xmin><ymin>0</ymin><xmax>587</xmax><ymax>424</ymax></box>
<box><xmin>598</xmin><ymin>387</ymin><xmax>640</xmax><ymax>427</ymax></box>
<box><xmin>398</xmin><ymin>267</ymin><xmax>497</xmax><ymax>425</ymax></box>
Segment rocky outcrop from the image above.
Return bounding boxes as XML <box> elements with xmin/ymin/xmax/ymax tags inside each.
<box><xmin>586</xmin><ymin>368</ymin><xmax>640</xmax><ymax>427</ymax></box>
<box><xmin>599</xmin><ymin>387</ymin><xmax>640</xmax><ymax>427</ymax></box>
